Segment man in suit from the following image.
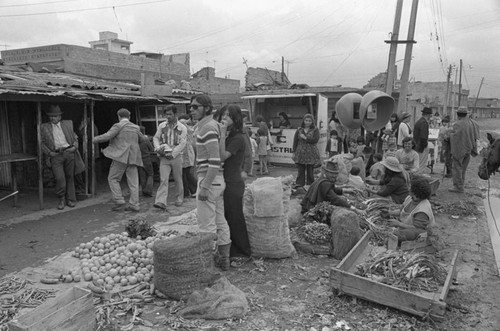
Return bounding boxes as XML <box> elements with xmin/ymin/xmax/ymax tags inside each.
<box><xmin>41</xmin><ymin>104</ymin><xmax>84</xmax><ymax>210</ymax></box>
<box><xmin>93</xmin><ymin>108</ymin><xmax>146</xmax><ymax>212</ymax></box>
<box><xmin>413</xmin><ymin>107</ymin><xmax>432</xmax><ymax>172</ymax></box>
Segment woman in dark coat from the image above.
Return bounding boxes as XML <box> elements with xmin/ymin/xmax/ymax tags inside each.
<box><xmin>221</xmin><ymin>104</ymin><xmax>251</xmax><ymax>258</ymax></box>
<box><xmin>293</xmin><ymin>113</ymin><xmax>320</xmax><ymax>188</ymax></box>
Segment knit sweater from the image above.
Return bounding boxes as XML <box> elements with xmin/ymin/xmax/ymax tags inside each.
<box><xmin>195</xmin><ymin>115</ymin><xmax>223</xmax><ymax>189</ymax></box>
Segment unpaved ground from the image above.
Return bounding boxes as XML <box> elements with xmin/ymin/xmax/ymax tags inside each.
<box><xmin>2</xmin><ymin>119</ymin><xmax>500</xmax><ymax>331</ymax></box>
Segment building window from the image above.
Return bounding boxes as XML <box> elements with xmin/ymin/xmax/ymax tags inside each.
<box><xmin>121</xmin><ymin>45</ymin><xmax>129</xmax><ymax>51</ymax></box>
<box><xmin>93</xmin><ymin>44</ymin><xmax>108</xmax><ymax>51</ymax></box>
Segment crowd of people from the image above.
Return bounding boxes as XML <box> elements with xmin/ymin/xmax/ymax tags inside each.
<box><xmin>40</xmin><ymin>99</ymin><xmax>479</xmax><ymax>265</ymax></box>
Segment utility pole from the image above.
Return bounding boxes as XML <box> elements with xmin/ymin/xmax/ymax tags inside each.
<box><xmin>458</xmin><ymin>59</ymin><xmax>463</xmax><ymax>107</ymax></box>
<box><xmin>443</xmin><ymin>65</ymin><xmax>452</xmax><ymax>116</ymax></box>
<box><xmin>398</xmin><ymin>0</ymin><xmax>419</xmax><ymax>115</ymax></box>
<box><xmin>384</xmin><ymin>0</ymin><xmax>403</xmax><ymax>100</ymax></box>
<box><xmin>281</xmin><ymin>56</ymin><xmax>285</xmax><ymax>83</ymax></box>
<box><xmin>473</xmin><ymin>77</ymin><xmax>484</xmax><ymax>112</ymax></box>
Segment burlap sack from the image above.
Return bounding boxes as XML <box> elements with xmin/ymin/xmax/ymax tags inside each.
<box><xmin>178</xmin><ymin>277</ymin><xmax>249</xmax><ymax>320</ymax></box>
<box><xmin>243</xmin><ymin>176</ymin><xmax>296</xmax><ymax>258</ymax></box>
<box><xmin>330</xmin><ymin>208</ymin><xmax>361</xmax><ymax>260</ymax></box>
<box><xmin>153</xmin><ymin>232</ymin><xmax>218</xmax><ymax>300</ymax></box>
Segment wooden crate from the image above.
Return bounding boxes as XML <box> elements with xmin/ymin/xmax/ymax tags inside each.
<box><xmin>330</xmin><ymin>231</ymin><xmax>458</xmax><ymax>321</ymax></box>
<box><xmin>8</xmin><ymin>286</ymin><xmax>95</xmax><ymax>331</ymax></box>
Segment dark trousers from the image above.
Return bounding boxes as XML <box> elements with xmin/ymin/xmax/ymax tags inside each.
<box><xmin>440</xmin><ymin>142</ymin><xmax>452</xmax><ymax>175</ymax></box>
<box><xmin>50</xmin><ymin>152</ymin><xmax>76</xmax><ymax>201</ymax></box>
<box><xmin>296</xmin><ymin>163</ymin><xmax>315</xmax><ymax>187</ymax></box>
<box><xmin>182</xmin><ymin>166</ymin><xmax>197</xmax><ymax>197</ymax></box>
<box><xmin>224</xmin><ymin>181</ymin><xmax>251</xmax><ymax>257</ymax></box>
<box><xmin>138</xmin><ymin>158</ymin><xmax>154</xmax><ymax>196</ymax></box>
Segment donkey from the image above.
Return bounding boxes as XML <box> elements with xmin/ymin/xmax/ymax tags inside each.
<box><xmin>478</xmin><ymin>133</ymin><xmax>500</xmax><ymax>180</ymax></box>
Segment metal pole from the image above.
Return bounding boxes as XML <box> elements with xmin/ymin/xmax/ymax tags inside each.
<box><xmin>444</xmin><ymin>65</ymin><xmax>452</xmax><ymax>116</ymax></box>
<box><xmin>458</xmin><ymin>59</ymin><xmax>463</xmax><ymax>107</ymax></box>
<box><xmin>473</xmin><ymin>77</ymin><xmax>484</xmax><ymax>114</ymax></box>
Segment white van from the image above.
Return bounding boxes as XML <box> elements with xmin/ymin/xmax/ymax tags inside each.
<box><xmin>242</xmin><ymin>92</ymin><xmax>329</xmax><ymax>165</ymax></box>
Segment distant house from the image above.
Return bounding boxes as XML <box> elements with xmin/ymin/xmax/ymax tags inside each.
<box><xmin>1</xmin><ymin>31</ymin><xmax>191</xmax><ymax>84</ymax></box>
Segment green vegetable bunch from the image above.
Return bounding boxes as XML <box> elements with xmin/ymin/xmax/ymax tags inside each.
<box><xmin>303</xmin><ymin>201</ymin><xmax>335</xmax><ymax>225</ymax></box>
<box><xmin>125</xmin><ymin>218</ymin><xmax>157</xmax><ymax>239</ymax></box>
<box><xmin>300</xmin><ymin>222</ymin><xmax>332</xmax><ymax>245</ymax></box>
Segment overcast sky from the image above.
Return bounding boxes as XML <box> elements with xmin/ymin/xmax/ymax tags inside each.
<box><xmin>1</xmin><ymin>0</ymin><xmax>499</xmax><ymax>98</ymax></box>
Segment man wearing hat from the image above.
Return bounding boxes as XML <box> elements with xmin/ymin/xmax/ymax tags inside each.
<box><xmin>448</xmin><ymin>106</ymin><xmax>479</xmax><ymax>193</ymax></box>
<box><xmin>300</xmin><ymin>160</ymin><xmax>357</xmax><ymax>214</ymax></box>
<box><xmin>397</xmin><ymin>112</ymin><xmax>412</xmax><ymax>149</ymax></box>
<box><xmin>93</xmin><ymin>108</ymin><xmax>147</xmax><ymax>211</ymax></box>
<box><xmin>413</xmin><ymin>107</ymin><xmax>433</xmax><ymax>172</ymax></box>
<box><xmin>41</xmin><ymin>104</ymin><xmax>84</xmax><ymax>210</ymax></box>
<box><xmin>438</xmin><ymin>115</ymin><xmax>452</xmax><ymax>177</ymax></box>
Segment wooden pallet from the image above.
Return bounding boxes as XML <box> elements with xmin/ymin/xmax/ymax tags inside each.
<box><xmin>330</xmin><ymin>231</ymin><xmax>458</xmax><ymax>321</ymax></box>
<box><xmin>8</xmin><ymin>286</ymin><xmax>95</xmax><ymax>331</ymax></box>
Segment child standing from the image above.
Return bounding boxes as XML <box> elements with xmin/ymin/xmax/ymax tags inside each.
<box><xmin>355</xmin><ymin>136</ymin><xmax>366</xmax><ymax>158</ymax></box>
<box><xmin>326</xmin><ymin>130</ymin><xmax>342</xmax><ymax>157</ymax></box>
<box><xmin>249</xmin><ymin>130</ymin><xmax>258</xmax><ymax>177</ymax></box>
<box><xmin>256</xmin><ymin>127</ymin><xmax>269</xmax><ymax>175</ymax></box>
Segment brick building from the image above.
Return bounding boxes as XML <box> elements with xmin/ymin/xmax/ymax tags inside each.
<box><xmin>1</xmin><ymin>41</ymin><xmax>190</xmax><ymax>83</ymax></box>
<box><xmin>189</xmin><ymin>67</ymin><xmax>240</xmax><ymax>94</ymax></box>
<box><xmin>245</xmin><ymin>67</ymin><xmax>291</xmax><ymax>90</ymax></box>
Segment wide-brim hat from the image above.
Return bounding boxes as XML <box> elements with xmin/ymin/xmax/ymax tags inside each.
<box><xmin>456</xmin><ymin>106</ymin><xmax>468</xmax><ymax>114</ymax></box>
<box><xmin>323</xmin><ymin>160</ymin><xmax>340</xmax><ymax>174</ymax></box>
<box><xmin>422</xmin><ymin>107</ymin><xmax>433</xmax><ymax>115</ymax></box>
<box><xmin>400</xmin><ymin>112</ymin><xmax>412</xmax><ymax>121</ymax></box>
<box><xmin>46</xmin><ymin>105</ymin><xmax>63</xmax><ymax>116</ymax></box>
<box><xmin>380</xmin><ymin>156</ymin><xmax>402</xmax><ymax>172</ymax></box>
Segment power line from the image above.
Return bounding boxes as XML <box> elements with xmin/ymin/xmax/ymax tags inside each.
<box><xmin>0</xmin><ymin>0</ymin><xmax>170</xmax><ymax>18</ymax></box>
<box><xmin>0</xmin><ymin>0</ymin><xmax>80</xmax><ymax>8</ymax></box>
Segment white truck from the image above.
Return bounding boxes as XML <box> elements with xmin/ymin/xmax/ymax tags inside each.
<box><xmin>242</xmin><ymin>92</ymin><xmax>329</xmax><ymax>165</ymax></box>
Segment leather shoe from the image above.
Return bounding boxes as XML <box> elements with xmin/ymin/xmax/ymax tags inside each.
<box><xmin>125</xmin><ymin>205</ymin><xmax>140</xmax><ymax>212</ymax></box>
<box><xmin>448</xmin><ymin>187</ymin><xmax>464</xmax><ymax>193</ymax></box>
<box><xmin>175</xmin><ymin>201</ymin><xmax>183</xmax><ymax>207</ymax></box>
<box><xmin>57</xmin><ymin>198</ymin><xmax>65</xmax><ymax>210</ymax></box>
<box><xmin>66</xmin><ymin>200</ymin><xmax>76</xmax><ymax>208</ymax></box>
<box><xmin>153</xmin><ymin>202</ymin><xmax>167</xmax><ymax>210</ymax></box>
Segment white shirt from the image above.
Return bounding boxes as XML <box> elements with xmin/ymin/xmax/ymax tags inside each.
<box><xmin>52</xmin><ymin>122</ymin><xmax>70</xmax><ymax>149</ymax></box>
<box><xmin>397</xmin><ymin>122</ymin><xmax>411</xmax><ymax>146</ymax></box>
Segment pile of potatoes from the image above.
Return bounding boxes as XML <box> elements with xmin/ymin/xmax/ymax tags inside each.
<box><xmin>72</xmin><ymin>232</ymin><xmax>171</xmax><ymax>290</ymax></box>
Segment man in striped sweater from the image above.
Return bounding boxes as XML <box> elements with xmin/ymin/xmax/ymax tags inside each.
<box><xmin>190</xmin><ymin>95</ymin><xmax>231</xmax><ymax>270</ymax></box>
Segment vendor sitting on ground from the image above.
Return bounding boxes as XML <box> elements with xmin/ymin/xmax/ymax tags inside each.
<box><xmin>301</xmin><ymin>160</ymin><xmax>359</xmax><ymax>214</ymax></box>
<box><xmin>385</xmin><ymin>176</ymin><xmax>436</xmax><ymax>242</ymax></box>
<box><xmin>365</xmin><ymin>156</ymin><xmax>409</xmax><ymax>204</ymax></box>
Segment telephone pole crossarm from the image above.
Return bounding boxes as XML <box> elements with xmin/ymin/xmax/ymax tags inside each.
<box><xmin>384</xmin><ymin>40</ymin><xmax>417</xmax><ymax>44</ymax></box>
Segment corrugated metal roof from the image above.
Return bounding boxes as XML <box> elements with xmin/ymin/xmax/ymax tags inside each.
<box><xmin>0</xmin><ymin>66</ymin><xmax>190</xmax><ymax>103</ymax></box>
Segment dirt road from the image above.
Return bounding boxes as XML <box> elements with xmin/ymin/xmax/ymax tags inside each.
<box><xmin>1</xmin><ymin>118</ymin><xmax>500</xmax><ymax>330</ymax></box>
